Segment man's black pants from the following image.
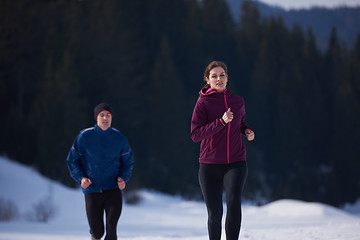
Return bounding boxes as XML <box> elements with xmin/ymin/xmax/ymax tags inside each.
<box><xmin>85</xmin><ymin>188</ymin><xmax>122</xmax><ymax>240</ymax></box>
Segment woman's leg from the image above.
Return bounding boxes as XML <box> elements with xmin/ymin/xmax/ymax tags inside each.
<box><xmin>199</xmin><ymin>163</ymin><xmax>225</xmax><ymax>240</ymax></box>
<box><xmin>223</xmin><ymin>161</ymin><xmax>248</xmax><ymax>240</ymax></box>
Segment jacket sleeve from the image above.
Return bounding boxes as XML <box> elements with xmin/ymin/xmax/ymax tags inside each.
<box><xmin>119</xmin><ymin>138</ymin><xmax>134</xmax><ymax>183</ymax></box>
<box><xmin>240</xmin><ymin>102</ymin><xmax>253</xmax><ymax>135</ymax></box>
<box><xmin>240</xmin><ymin>118</ymin><xmax>252</xmax><ymax>135</ymax></box>
<box><xmin>66</xmin><ymin>135</ymin><xmax>86</xmax><ymax>184</ymax></box>
<box><xmin>190</xmin><ymin>100</ymin><xmax>226</xmax><ymax>142</ymax></box>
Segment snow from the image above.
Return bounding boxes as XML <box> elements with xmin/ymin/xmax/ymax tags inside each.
<box><xmin>259</xmin><ymin>0</ymin><xmax>360</xmax><ymax>10</ymax></box>
<box><xmin>0</xmin><ymin>156</ymin><xmax>360</xmax><ymax>240</ymax></box>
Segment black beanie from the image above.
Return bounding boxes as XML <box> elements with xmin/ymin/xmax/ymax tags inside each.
<box><xmin>94</xmin><ymin>103</ymin><xmax>113</xmax><ymax>120</ymax></box>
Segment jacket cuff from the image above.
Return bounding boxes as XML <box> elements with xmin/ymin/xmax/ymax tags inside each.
<box><xmin>220</xmin><ymin>118</ymin><xmax>226</xmax><ymax>126</ymax></box>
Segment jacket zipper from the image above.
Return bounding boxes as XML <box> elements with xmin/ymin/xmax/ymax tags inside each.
<box><xmin>223</xmin><ymin>92</ymin><xmax>230</xmax><ymax>163</ymax></box>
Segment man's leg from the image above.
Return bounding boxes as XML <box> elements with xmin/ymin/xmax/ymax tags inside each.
<box><xmin>85</xmin><ymin>193</ymin><xmax>105</xmax><ymax>240</ymax></box>
<box><xmin>104</xmin><ymin>189</ymin><xmax>123</xmax><ymax>240</ymax></box>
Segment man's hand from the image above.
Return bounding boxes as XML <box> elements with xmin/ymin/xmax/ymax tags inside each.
<box><xmin>80</xmin><ymin>177</ymin><xmax>92</xmax><ymax>189</ymax></box>
<box><xmin>117</xmin><ymin>177</ymin><xmax>126</xmax><ymax>190</ymax></box>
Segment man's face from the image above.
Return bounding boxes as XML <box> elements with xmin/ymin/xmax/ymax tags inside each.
<box><xmin>96</xmin><ymin>110</ymin><xmax>112</xmax><ymax>131</ymax></box>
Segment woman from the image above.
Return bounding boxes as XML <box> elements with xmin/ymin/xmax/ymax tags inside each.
<box><xmin>190</xmin><ymin>61</ymin><xmax>255</xmax><ymax>240</ymax></box>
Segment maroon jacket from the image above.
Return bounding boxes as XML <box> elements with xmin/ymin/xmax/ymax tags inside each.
<box><xmin>191</xmin><ymin>88</ymin><xmax>252</xmax><ymax>164</ymax></box>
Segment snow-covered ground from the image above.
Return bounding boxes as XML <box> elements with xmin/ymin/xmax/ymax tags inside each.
<box><xmin>0</xmin><ymin>156</ymin><xmax>359</xmax><ymax>240</ymax></box>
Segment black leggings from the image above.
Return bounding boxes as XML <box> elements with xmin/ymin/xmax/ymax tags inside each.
<box><xmin>85</xmin><ymin>188</ymin><xmax>123</xmax><ymax>240</ymax></box>
<box><xmin>199</xmin><ymin>161</ymin><xmax>248</xmax><ymax>240</ymax></box>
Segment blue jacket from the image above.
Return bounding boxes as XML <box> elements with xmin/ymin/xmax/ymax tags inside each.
<box><xmin>67</xmin><ymin>124</ymin><xmax>134</xmax><ymax>194</ymax></box>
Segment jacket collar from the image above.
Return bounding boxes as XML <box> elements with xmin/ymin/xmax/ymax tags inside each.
<box><xmin>200</xmin><ymin>87</ymin><xmax>229</xmax><ymax>96</ymax></box>
<box><xmin>94</xmin><ymin>124</ymin><xmax>112</xmax><ymax>134</ymax></box>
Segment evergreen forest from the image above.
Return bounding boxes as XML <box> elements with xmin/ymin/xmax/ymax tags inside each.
<box><xmin>1</xmin><ymin>0</ymin><xmax>360</xmax><ymax>207</ymax></box>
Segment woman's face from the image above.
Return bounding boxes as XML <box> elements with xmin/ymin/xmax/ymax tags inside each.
<box><xmin>206</xmin><ymin>66</ymin><xmax>228</xmax><ymax>92</ymax></box>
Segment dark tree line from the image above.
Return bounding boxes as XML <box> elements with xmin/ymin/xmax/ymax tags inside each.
<box><xmin>1</xmin><ymin>0</ymin><xmax>359</xmax><ymax>206</ymax></box>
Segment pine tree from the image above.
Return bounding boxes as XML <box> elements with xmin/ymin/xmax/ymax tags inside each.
<box><xmin>146</xmin><ymin>36</ymin><xmax>197</xmax><ymax>195</ymax></box>
<box><xmin>236</xmin><ymin>1</ymin><xmax>263</xmax><ymax>97</ymax></box>
<box><xmin>320</xmin><ymin>27</ymin><xmax>346</xmax><ymax>205</ymax></box>
<box><xmin>202</xmin><ymin>0</ymin><xmax>236</xmax><ymax>62</ymax></box>
<box><xmin>331</xmin><ymin>32</ymin><xmax>360</xmax><ymax>205</ymax></box>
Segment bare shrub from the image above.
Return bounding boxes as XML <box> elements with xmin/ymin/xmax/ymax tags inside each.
<box><xmin>0</xmin><ymin>197</ymin><xmax>19</xmax><ymax>221</ymax></box>
<box><xmin>25</xmin><ymin>196</ymin><xmax>57</xmax><ymax>222</ymax></box>
<box><xmin>124</xmin><ymin>190</ymin><xmax>142</xmax><ymax>205</ymax></box>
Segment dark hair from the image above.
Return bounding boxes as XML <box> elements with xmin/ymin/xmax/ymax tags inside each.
<box><xmin>202</xmin><ymin>61</ymin><xmax>228</xmax><ymax>88</ymax></box>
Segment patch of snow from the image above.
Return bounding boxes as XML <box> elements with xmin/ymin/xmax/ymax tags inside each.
<box><xmin>1</xmin><ymin>156</ymin><xmax>359</xmax><ymax>240</ymax></box>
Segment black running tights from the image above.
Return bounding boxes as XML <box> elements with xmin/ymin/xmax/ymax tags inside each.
<box><xmin>199</xmin><ymin>161</ymin><xmax>248</xmax><ymax>240</ymax></box>
<box><xmin>85</xmin><ymin>188</ymin><xmax>123</xmax><ymax>240</ymax></box>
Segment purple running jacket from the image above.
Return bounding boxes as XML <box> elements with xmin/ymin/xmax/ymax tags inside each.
<box><xmin>191</xmin><ymin>88</ymin><xmax>252</xmax><ymax>164</ymax></box>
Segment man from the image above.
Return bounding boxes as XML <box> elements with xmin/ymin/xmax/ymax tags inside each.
<box><xmin>67</xmin><ymin>103</ymin><xmax>134</xmax><ymax>240</ymax></box>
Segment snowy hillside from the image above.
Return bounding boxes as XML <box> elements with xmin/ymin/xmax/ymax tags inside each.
<box><xmin>0</xmin><ymin>156</ymin><xmax>359</xmax><ymax>240</ymax></box>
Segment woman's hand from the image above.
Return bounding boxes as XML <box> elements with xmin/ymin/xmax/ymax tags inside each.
<box><xmin>245</xmin><ymin>129</ymin><xmax>255</xmax><ymax>141</ymax></box>
<box><xmin>117</xmin><ymin>177</ymin><xmax>126</xmax><ymax>190</ymax></box>
<box><xmin>80</xmin><ymin>177</ymin><xmax>92</xmax><ymax>189</ymax></box>
<box><xmin>222</xmin><ymin>108</ymin><xmax>234</xmax><ymax>123</ymax></box>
